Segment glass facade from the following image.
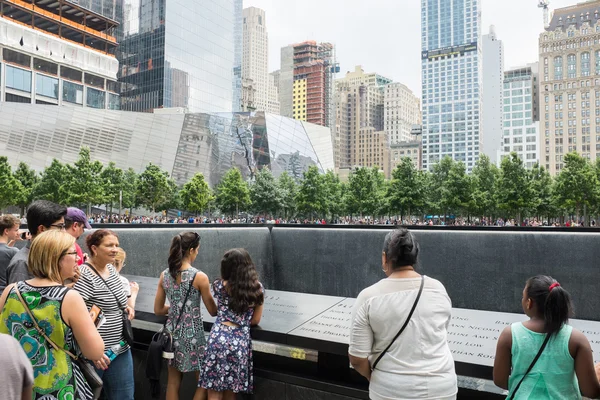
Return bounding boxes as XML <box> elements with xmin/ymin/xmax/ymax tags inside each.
<box><xmin>118</xmin><ymin>0</ymin><xmax>237</xmax><ymax>113</ymax></box>
<box><xmin>36</xmin><ymin>74</ymin><xmax>59</xmax><ymax>99</ymax></box>
<box><xmin>421</xmin><ymin>0</ymin><xmax>482</xmax><ymax>172</ymax></box>
<box><xmin>6</xmin><ymin>66</ymin><xmax>32</xmax><ymax>93</ymax></box>
<box><xmin>0</xmin><ymin>104</ymin><xmax>334</xmax><ymax>189</ymax></box>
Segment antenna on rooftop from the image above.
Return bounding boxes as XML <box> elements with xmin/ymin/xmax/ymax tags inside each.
<box><xmin>538</xmin><ymin>0</ymin><xmax>550</xmax><ymax>29</ymax></box>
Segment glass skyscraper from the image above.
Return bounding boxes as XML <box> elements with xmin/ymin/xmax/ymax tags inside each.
<box><xmin>117</xmin><ymin>0</ymin><xmax>237</xmax><ymax>113</ymax></box>
<box><xmin>421</xmin><ymin>0</ymin><xmax>482</xmax><ymax>172</ymax></box>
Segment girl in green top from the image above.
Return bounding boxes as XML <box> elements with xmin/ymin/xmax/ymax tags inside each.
<box><xmin>493</xmin><ymin>275</ymin><xmax>600</xmax><ymax>399</ymax></box>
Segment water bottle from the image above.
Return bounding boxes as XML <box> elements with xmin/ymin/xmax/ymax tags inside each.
<box><xmin>105</xmin><ymin>341</ymin><xmax>126</xmax><ymax>362</ymax></box>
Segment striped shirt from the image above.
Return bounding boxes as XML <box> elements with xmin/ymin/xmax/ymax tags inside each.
<box><xmin>74</xmin><ymin>263</ymin><xmax>129</xmax><ymax>355</ymax></box>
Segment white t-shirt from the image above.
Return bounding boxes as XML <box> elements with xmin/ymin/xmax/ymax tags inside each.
<box><xmin>349</xmin><ymin>276</ymin><xmax>457</xmax><ymax>400</ymax></box>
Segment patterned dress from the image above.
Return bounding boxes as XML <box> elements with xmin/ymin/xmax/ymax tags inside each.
<box><xmin>162</xmin><ymin>267</ymin><xmax>206</xmax><ymax>372</ymax></box>
<box><xmin>0</xmin><ymin>281</ymin><xmax>92</xmax><ymax>400</ymax></box>
<box><xmin>199</xmin><ymin>279</ymin><xmax>263</xmax><ymax>393</ymax></box>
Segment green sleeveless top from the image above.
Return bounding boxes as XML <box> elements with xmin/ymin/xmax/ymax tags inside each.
<box><xmin>0</xmin><ymin>282</ymin><xmax>92</xmax><ymax>399</ymax></box>
<box><xmin>508</xmin><ymin>322</ymin><xmax>580</xmax><ymax>399</ymax></box>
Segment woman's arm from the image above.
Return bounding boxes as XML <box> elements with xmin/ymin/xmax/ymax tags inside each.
<box><xmin>62</xmin><ymin>290</ymin><xmax>104</xmax><ymax>361</ymax></box>
<box><xmin>195</xmin><ymin>273</ymin><xmax>217</xmax><ymax>317</ymax></box>
<box><xmin>154</xmin><ymin>272</ymin><xmax>169</xmax><ymax>316</ymax></box>
<box><xmin>493</xmin><ymin>326</ymin><xmax>513</xmax><ymax>390</ymax></box>
<box><xmin>349</xmin><ymin>355</ymin><xmax>371</xmax><ymax>381</ymax></box>
<box><xmin>571</xmin><ymin>329</ymin><xmax>600</xmax><ymax>398</ymax></box>
<box><xmin>250</xmin><ymin>303</ymin><xmax>263</xmax><ymax>326</ymax></box>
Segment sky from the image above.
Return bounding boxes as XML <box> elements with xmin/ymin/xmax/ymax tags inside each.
<box><xmin>243</xmin><ymin>0</ymin><xmax>579</xmax><ymax>96</ymax></box>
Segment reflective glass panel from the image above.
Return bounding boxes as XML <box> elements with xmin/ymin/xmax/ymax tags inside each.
<box><xmin>87</xmin><ymin>88</ymin><xmax>106</xmax><ymax>109</ymax></box>
<box><xmin>63</xmin><ymin>81</ymin><xmax>83</xmax><ymax>104</ymax></box>
<box><xmin>36</xmin><ymin>74</ymin><xmax>59</xmax><ymax>99</ymax></box>
<box><xmin>6</xmin><ymin>66</ymin><xmax>32</xmax><ymax>93</ymax></box>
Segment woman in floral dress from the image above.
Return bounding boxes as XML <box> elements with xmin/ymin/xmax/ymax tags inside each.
<box><xmin>198</xmin><ymin>248</ymin><xmax>264</xmax><ymax>400</ymax></box>
<box><xmin>154</xmin><ymin>232</ymin><xmax>217</xmax><ymax>400</ymax></box>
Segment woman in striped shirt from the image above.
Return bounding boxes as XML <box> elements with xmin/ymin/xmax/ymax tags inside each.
<box><xmin>73</xmin><ymin>229</ymin><xmax>135</xmax><ymax>400</ymax></box>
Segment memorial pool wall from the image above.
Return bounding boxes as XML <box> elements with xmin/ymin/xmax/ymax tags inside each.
<box><xmin>83</xmin><ymin>225</ymin><xmax>600</xmax><ymax>321</ymax></box>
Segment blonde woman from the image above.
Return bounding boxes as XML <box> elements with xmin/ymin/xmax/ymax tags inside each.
<box><xmin>114</xmin><ymin>248</ymin><xmax>139</xmax><ymax>309</ymax></box>
<box><xmin>0</xmin><ymin>230</ymin><xmax>104</xmax><ymax>400</ymax></box>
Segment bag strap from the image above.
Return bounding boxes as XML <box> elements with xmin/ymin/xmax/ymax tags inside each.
<box><xmin>14</xmin><ymin>285</ymin><xmax>78</xmax><ymax>360</ymax></box>
<box><xmin>372</xmin><ymin>275</ymin><xmax>425</xmax><ymax>371</ymax></box>
<box><xmin>508</xmin><ymin>332</ymin><xmax>551</xmax><ymax>400</ymax></box>
<box><xmin>168</xmin><ymin>271</ymin><xmax>198</xmax><ymax>333</ymax></box>
<box><xmin>86</xmin><ymin>263</ymin><xmax>126</xmax><ymax>310</ymax></box>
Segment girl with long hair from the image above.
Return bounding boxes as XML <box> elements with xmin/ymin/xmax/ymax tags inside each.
<box><xmin>494</xmin><ymin>275</ymin><xmax>600</xmax><ymax>399</ymax></box>
<box><xmin>154</xmin><ymin>232</ymin><xmax>217</xmax><ymax>400</ymax></box>
<box><xmin>198</xmin><ymin>248</ymin><xmax>264</xmax><ymax>400</ymax></box>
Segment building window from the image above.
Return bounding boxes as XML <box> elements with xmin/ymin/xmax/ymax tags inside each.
<box><xmin>3</xmin><ymin>48</ymin><xmax>30</xmax><ymax>68</ymax></box>
<box><xmin>554</xmin><ymin>56</ymin><xmax>563</xmax><ymax>80</ymax></box>
<box><xmin>63</xmin><ymin>81</ymin><xmax>83</xmax><ymax>104</ymax></box>
<box><xmin>5</xmin><ymin>93</ymin><xmax>30</xmax><ymax>103</ymax></box>
<box><xmin>35</xmin><ymin>74</ymin><xmax>58</xmax><ymax>99</ymax></box>
<box><xmin>5</xmin><ymin>65</ymin><xmax>32</xmax><ymax>93</ymax></box>
<box><xmin>581</xmin><ymin>52</ymin><xmax>591</xmax><ymax>77</ymax></box>
<box><xmin>567</xmin><ymin>54</ymin><xmax>577</xmax><ymax>79</ymax></box>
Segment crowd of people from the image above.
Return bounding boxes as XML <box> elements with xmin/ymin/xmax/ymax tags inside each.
<box><xmin>1</xmin><ymin>201</ymin><xmax>600</xmax><ymax>399</ymax></box>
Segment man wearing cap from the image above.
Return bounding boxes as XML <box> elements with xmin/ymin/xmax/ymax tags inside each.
<box><xmin>65</xmin><ymin>207</ymin><xmax>92</xmax><ymax>266</ymax></box>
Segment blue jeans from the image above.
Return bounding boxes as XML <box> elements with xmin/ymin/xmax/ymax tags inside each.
<box><xmin>94</xmin><ymin>349</ymin><xmax>135</xmax><ymax>400</ymax></box>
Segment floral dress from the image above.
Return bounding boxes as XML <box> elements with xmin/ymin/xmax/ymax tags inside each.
<box><xmin>162</xmin><ymin>267</ymin><xmax>206</xmax><ymax>372</ymax></box>
<box><xmin>198</xmin><ymin>279</ymin><xmax>263</xmax><ymax>393</ymax></box>
<box><xmin>0</xmin><ymin>281</ymin><xmax>92</xmax><ymax>399</ymax></box>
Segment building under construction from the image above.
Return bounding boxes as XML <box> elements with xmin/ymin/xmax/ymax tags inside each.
<box><xmin>283</xmin><ymin>40</ymin><xmax>338</xmax><ymax>128</ymax></box>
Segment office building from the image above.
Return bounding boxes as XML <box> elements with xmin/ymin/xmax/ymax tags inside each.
<box><xmin>267</xmin><ymin>73</ymin><xmax>280</xmax><ymax>115</ymax></box>
<box><xmin>233</xmin><ymin>0</ymin><xmax>243</xmax><ymax>112</ymax></box>
<box><xmin>242</xmin><ymin>7</ymin><xmax>269</xmax><ymax>112</ymax></box>
<box><xmin>335</xmin><ymin>66</ymin><xmax>390</xmax><ymax>177</ymax></box>
<box><xmin>390</xmin><ymin>141</ymin><xmax>423</xmax><ymax>170</ymax></box>
<box><xmin>118</xmin><ymin>0</ymin><xmax>238</xmax><ymax>113</ymax></box>
<box><xmin>539</xmin><ymin>1</ymin><xmax>600</xmax><ymax>175</ymax></box>
<box><xmin>0</xmin><ymin>103</ymin><xmax>334</xmax><ymax>187</ymax></box>
<box><xmin>421</xmin><ymin>0</ymin><xmax>482</xmax><ymax>172</ymax></box>
<box><xmin>482</xmin><ymin>25</ymin><xmax>504</xmax><ymax>164</ymax></box>
<box><xmin>280</xmin><ymin>41</ymin><xmax>338</xmax><ymax>128</ymax></box>
<box><xmin>0</xmin><ymin>0</ymin><xmax>119</xmax><ymax>108</ymax></box>
<box><xmin>384</xmin><ymin>82</ymin><xmax>422</xmax><ymax>144</ymax></box>
<box><xmin>500</xmin><ymin>63</ymin><xmax>540</xmax><ymax>168</ymax></box>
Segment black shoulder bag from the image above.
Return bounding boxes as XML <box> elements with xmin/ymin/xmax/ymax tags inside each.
<box><xmin>508</xmin><ymin>333</ymin><xmax>551</xmax><ymax>399</ymax></box>
<box><xmin>86</xmin><ymin>263</ymin><xmax>134</xmax><ymax>346</ymax></box>
<box><xmin>371</xmin><ymin>274</ymin><xmax>425</xmax><ymax>371</ymax></box>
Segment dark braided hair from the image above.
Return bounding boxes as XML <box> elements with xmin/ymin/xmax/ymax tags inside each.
<box><xmin>168</xmin><ymin>232</ymin><xmax>200</xmax><ymax>279</ymax></box>
<box><xmin>382</xmin><ymin>228</ymin><xmax>419</xmax><ymax>270</ymax></box>
<box><xmin>221</xmin><ymin>248</ymin><xmax>264</xmax><ymax>314</ymax></box>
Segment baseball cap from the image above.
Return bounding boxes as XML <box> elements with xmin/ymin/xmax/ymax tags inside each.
<box><xmin>66</xmin><ymin>207</ymin><xmax>92</xmax><ymax>229</ymax></box>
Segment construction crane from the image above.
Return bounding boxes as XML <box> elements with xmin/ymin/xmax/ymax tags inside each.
<box><xmin>538</xmin><ymin>0</ymin><xmax>550</xmax><ymax>29</ymax></box>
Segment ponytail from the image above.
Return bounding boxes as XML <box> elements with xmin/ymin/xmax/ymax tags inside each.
<box><xmin>526</xmin><ymin>275</ymin><xmax>573</xmax><ymax>337</ymax></box>
<box><xmin>167</xmin><ymin>232</ymin><xmax>201</xmax><ymax>280</ymax></box>
<box><xmin>167</xmin><ymin>235</ymin><xmax>183</xmax><ymax>280</ymax></box>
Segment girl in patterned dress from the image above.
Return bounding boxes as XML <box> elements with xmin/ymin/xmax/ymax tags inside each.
<box><xmin>0</xmin><ymin>230</ymin><xmax>105</xmax><ymax>400</ymax></box>
<box><xmin>198</xmin><ymin>248</ymin><xmax>264</xmax><ymax>400</ymax></box>
<box><xmin>154</xmin><ymin>232</ymin><xmax>217</xmax><ymax>400</ymax></box>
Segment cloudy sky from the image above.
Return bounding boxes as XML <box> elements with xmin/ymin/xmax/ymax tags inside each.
<box><xmin>243</xmin><ymin>0</ymin><xmax>579</xmax><ymax>96</ymax></box>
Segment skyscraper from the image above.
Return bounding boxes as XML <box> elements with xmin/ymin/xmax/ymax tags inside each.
<box><xmin>539</xmin><ymin>1</ymin><xmax>600</xmax><ymax>175</ymax></box>
<box><xmin>421</xmin><ymin>0</ymin><xmax>482</xmax><ymax>172</ymax></box>
<box><xmin>482</xmin><ymin>25</ymin><xmax>504</xmax><ymax>165</ymax></box>
<box><xmin>242</xmin><ymin>7</ymin><xmax>269</xmax><ymax>112</ymax></box>
<box><xmin>232</xmin><ymin>0</ymin><xmax>243</xmax><ymax>112</ymax></box>
<box><xmin>118</xmin><ymin>0</ymin><xmax>238</xmax><ymax>113</ymax></box>
<box><xmin>500</xmin><ymin>63</ymin><xmax>540</xmax><ymax>169</ymax></box>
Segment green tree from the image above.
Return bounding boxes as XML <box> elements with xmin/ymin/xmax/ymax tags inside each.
<box><xmin>250</xmin><ymin>168</ymin><xmax>282</xmax><ymax>218</ymax></box>
<box><xmin>13</xmin><ymin>162</ymin><xmax>39</xmax><ymax>216</ymax></box>
<box><xmin>388</xmin><ymin>158</ymin><xmax>426</xmax><ymax>220</ymax></box>
<box><xmin>470</xmin><ymin>155</ymin><xmax>499</xmax><ymax>220</ymax></box>
<box><xmin>296</xmin><ymin>165</ymin><xmax>326</xmax><ymax>220</ymax></box>
<box><xmin>180</xmin><ymin>173</ymin><xmax>213</xmax><ymax>216</ymax></box>
<box><xmin>61</xmin><ymin>147</ymin><xmax>104</xmax><ymax>214</ymax></box>
<box><xmin>278</xmin><ymin>171</ymin><xmax>298</xmax><ymax>219</ymax></box>
<box><xmin>33</xmin><ymin>159</ymin><xmax>69</xmax><ymax>204</ymax></box>
<box><xmin>215</xmin><ymin>168</ymin><xmax>251</xmax><ymax>217</ymax></box>
<box><xmin>445</xmin><ymin>161</ymin><xmax>472</xmax><ymax>219</ymax></box>
<box><xmin>495</xmin><ymin>153</ymin><xmax>534</xmax><ymax>223</ymax></box>
<box><xmin>0</xmin><ymin>157</ymin><xmax>25</xmax><ymax>210</ymax></box>
<box><xmin>529</xmin><ymin>163</ymin><xmax>555</xmax><ymax>221</ymax></box>
<box><xmin>137</xmin><ymin>163</ymin><xmax>174</xmax><ymax>214</ymax></box>
<box><xmin>428</xmin><ymin>156</ymin><xmax>454</xmax><ymax>221</ymax></box>
<box><xmin>121</xmin><ymin>168</ymin><xmax>139</xmax><ymax>213</ymax></box>
<box><xmin>323</xmin><ymin>170</ymin><xmax>344</xmax><ymax>221</ymax></box>
<box><xmin>345</xmin><ymin>167</ymin><xmax>385</xmax><ymax>219</ymax></box>
<box><xmin>554</xmin><ymin>152</ymin><xmax>599</xmax><ymax>222</ymax></box>
<box><xmin>100</xmin><ymin>162</ymin><xmax>124</xmax><ymax>215</ymax></box>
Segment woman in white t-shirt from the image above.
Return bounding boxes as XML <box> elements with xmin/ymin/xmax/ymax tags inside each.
<box><xmin>349</xmin><ymin>228</ymin><xmax>457</xmax><ymax>400</ymax></box>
